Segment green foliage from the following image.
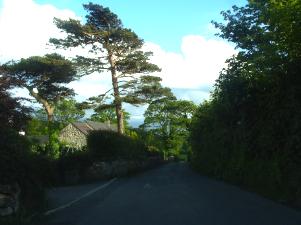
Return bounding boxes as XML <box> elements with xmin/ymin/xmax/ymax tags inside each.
<box><xmin>133</xmin><ymin>127</ymin><xmax>164</xmax><ymax>155</ymax></box>
<box><xmin>0</xmin><ymin>76</ymin><xmax>31</xmax><ymax>130</ymax></box>
<box><xmin>47</xmin><ymin>129</ymin><xmax>61</xmax><ymax>159</ymax></box>
<box><xmin>0</xmin><ymin>130</ymin><xmax>31</xmax><ymax>184</ymax></box>
<box><xmin>57</xmin><ymin>151</ymin><xmax>92</xmax><ymax>176</ymax></box>
<box><xmin>0</xmin><ymin>129</ymin><xmax>57</xmax><ymax>185</ymax></box>
<box><xmin>28</xmin><ymin>98</ymin><xmax>84</xmax><ymax>126</ymax></box>
<box><xmin>26</xmin><ymin>113</ymin><xmax>62</xmax><ymax>157</ymax></box>
<box><xmin>90</xmin><ymin>107</ymin><xmax>117</xmax><ymax>123</ymax></box>
<box><xmin>191</xmin><ymin>0</ymin><xmax>301</xmax><ymax>206</ymax></box>
<box><xmin>143</xmin><ymin>96</ymin><xmax>197</xmax><ymax>158</ymax></box>
<box><xmin>4</xmin><ymin>54</ymin><xmax>77</xmax><ymax>105</ymax></box>
<box><xmin>26</xmin><ymin>118</ymin><xmax>48</xmax><ymax>136</ymax></box>
<box><xmin>3</xmin><ymin>54</ymin><xmax>78</xmax><ymax>157</ymax></box>
<box><xmin>0</xmin><ymin>129</ymin><xmax>56</xmax><ymax>220</ymax></box>
<box><xmin>0</xmin><ymin>73</ymin><xmax>50</xmax><ymax>220</ymax></box>
<box><xmin>89</xmin><ymin>108</ymin><xmax>130</xmax><ymax>129</ymax></box>
<box><xmin>54</xmin><ymin>98</ymin><xmax>85</xmax><ymax>124</ymax></box>
<box><xmin>50</xmin><ymin>3</ymin><xmax>166</xmax><ymax>133</ymax></box>
<box><xmin>125</xmin><ymin>129</ymin><xmax>139</xmax><ymax>140</ymax></box>
<box><xmin>87</xmin><ymin>130</ymin><xmax>148</xmax><ymax>160</ymax></box>
<box><xmin>26</xmin><ymin>98</ymin><xmax>85</xmax><ymax>158</ymax></box>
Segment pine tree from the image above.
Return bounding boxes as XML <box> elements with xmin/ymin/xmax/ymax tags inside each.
<box><xmin>50</xmin><ymin>3</ymin><xmax>168</xmax><ymax>134</ymax></box>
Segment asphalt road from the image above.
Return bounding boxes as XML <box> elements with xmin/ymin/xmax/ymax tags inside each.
<box><xmin>41</xmin><ymin>163</ymin><xmax>301</xmax><ymax>225</ymax></box>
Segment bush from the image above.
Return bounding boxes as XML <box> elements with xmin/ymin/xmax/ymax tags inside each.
<box><xmin>0</xmin><ymin>129</ymin><xmax>49</xmax><ymax>219</ymax></box>
<box><xmin>190</xmin><ymin>97</ymin><xmax>301</xmax><ymax>207</ymax></box>
<box><xmin>57</xmin><ymin>151</ymin><xmax>93</xmax><ymax>172</ymax></box>
<box><xmin>0</xmin><ymin>129</ymin><xmax>31</xmax><ymax>184</ymax></box>
<box><xmin>87</xmin><ymin>130</ymin><xmax>148</xmax><ymax>160</ymax></box>
<box><xmin>145</xmin><ymin>145</ymin><xmax>163</xmax><ymax>160</ymax></box>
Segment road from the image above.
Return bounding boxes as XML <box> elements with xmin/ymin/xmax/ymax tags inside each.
<box><xmin>41</xmin><ymin>163</ymin><xmax>301</xmax><ymax>225</ymax></box>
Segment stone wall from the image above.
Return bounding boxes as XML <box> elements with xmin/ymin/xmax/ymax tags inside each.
<box><xmin>59</xmin><ymin>124</ymin><xmax>87</xmax><ymax>149</ymax></box>
<box><xmin>62</xmin><ymin>157</ymin><xmax>165</xmax><ymax>185</ymax></box>
<box><xmin>0</xmin><ymin>184</ymin><xmax>20</xmax><ymax>216</ymax></box>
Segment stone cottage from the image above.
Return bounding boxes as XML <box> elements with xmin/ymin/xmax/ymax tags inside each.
<box><xmin>59</xmin><ymin>121</ymin><xmax>117</xmax><ymax>149</ymax></box>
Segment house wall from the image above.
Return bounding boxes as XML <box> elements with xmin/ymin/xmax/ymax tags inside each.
<box><xmin>59</xmin><ymin>124</ymin><xmax>87</xmax><ymax>149</ymax></box>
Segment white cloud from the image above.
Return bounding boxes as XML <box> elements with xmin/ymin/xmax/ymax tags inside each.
<box><xmin>0</xmin><ymin>0</ymin><xmax>108</xmax><ymax>99</ymax></box>
<box><xmin>144</xmin><ymin>35</ymin><xmax>236</xmax><ymax>90</ymax></box>
<box><xmin>0</xmin><ymin>0</ymin><xmax>235</xmax><ymax>102</ymax></box>
<box><xmin>0</xmin><ymin>0</ymin><xmax>79</xmax><ymax>62</ymax></box>
<box><xmin>67</xmin><ymin>72</ymin><xmax>112</xmax><ymax>100</ymax></box>
<box><xmin>0</xmin><ymin>0</ymin><xmax>236</xmax><ymax>126</ymax></box>
<box><xmin>171</xmin><ymin>88</ymin><xmax>211</xmax><ymax>104</ymax></box>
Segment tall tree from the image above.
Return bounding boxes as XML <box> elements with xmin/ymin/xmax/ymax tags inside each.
<box><xmin>3</xmin><ymin>54</ymin><xmax>77</xmax><ymax>123</ymax></box>
<box><xmin>26</xmin><ymin>98</ymin><xmax>85</xmax><ymax>136</ymax></box>
<box><xmin>54</xmin><ymin>98</ymin><xmax>85</xmax><ymax>124</ymax></box>
<box><xmin>190</xmin><ymin>0</ymin><xmax>301</xmax><ymax>203</ymax></box>
<box><xmin>0</xmin><ymin>75</ymin><xmax>31</xmax><ymax>130</ymax></box>
<box><xmin>89</xmin><ymin>107</ymin><xmax>130</xmax><ymax>128</ymax></box>
<box><xmin>143</xmin><ymin>97</ymin><xmax>197</xmax><ymax>157</ymax></box>
<box><xmin>50</xmin><ymin>3</ymin><xmax>167</xmax><ymax>134</ymax></box>
<box><xmin>90</xmin><ymin>108</ymin><xmax>117</xmax><ymax>123</ymax></box>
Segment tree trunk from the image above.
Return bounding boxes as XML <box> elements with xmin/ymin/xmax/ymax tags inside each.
<box><xmin>28</xmin><ymin>88</ymin><xmax>56</xmax><ymax>145</ymax></box>
<box><xmin>115</xmin><ymin>101</ymin><xmax>124</xmax><ymax>134</ymax></box>
<box><xmin>28</xmin><ymin>88</ymin><xmax>55</xmax><ymax>123</ymax></box>
<box><xmin>45</xmin><ymin>106</ymin><xmax>55</xmax><ymax>122</ymax></box>
<box><xmin>108</xmin><ymin>53</ymin><xmax>124</xmax><ymax>134</ymax></box>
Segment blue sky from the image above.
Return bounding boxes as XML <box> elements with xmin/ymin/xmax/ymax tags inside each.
<box><xmin>34</xmin><ymin>0</ymin><xmax>246</xmax><ymax>53</ymax></box>
<box><xmin>0</xmin><ymin>0</ymin><xmax>247</xmax><ymax>126</ymax></box>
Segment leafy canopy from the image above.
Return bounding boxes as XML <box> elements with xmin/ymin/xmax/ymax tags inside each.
<box><xmin>3</xmin><ymin>53</ymin><xmax>77</xmax><ymax>104</ymax></box>
<box><xmin>190</xmin><ymin>0</ymin><xmax>301</xmax><ymax>203</ymax></box>
<box><xmin>143</xmin><ymin>96</ymin><xmax>197</xmax><ymax>156</ymax></box>
<box><xmin>50</xmin><ymin>2</ymin><xmax>166</xmax><ymax>133</ymax></box>
<box><xmin>0</xmin><ymin>75</ymin><xmax>31</xmax><ymax>130</ymax></box>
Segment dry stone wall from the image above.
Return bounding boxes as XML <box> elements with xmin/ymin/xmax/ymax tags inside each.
<box><xmin>0</xmin><ymin>184</ymin><xmax>20</xmax><ymax>216</ymax></box>
<box><xmin>62</xmin><ymin>157</ymin><xmax>165</xmax><ymax>185</ymax></box>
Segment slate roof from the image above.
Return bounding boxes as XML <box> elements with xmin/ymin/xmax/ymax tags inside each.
<box><xmin>72</xmin><ymin>121</ymin><xmax>117</xmax><ymax>135</ymax></box>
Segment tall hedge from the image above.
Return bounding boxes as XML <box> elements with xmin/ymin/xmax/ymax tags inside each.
<box><xmin>87</xmin><ymin>130</ymin><xmax>148</xmax><ymax>160</ymax></box>
<box><xmin>0</xmin><ymin>129</ymin><xmax>55</xmax><ymax>218</ymax></box>
<box><xmin>190</xmin><ymin>0</ymin><xmax>301</xmax><ymax>206</ymax></box>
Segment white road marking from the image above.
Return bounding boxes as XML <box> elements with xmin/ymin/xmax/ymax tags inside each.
<box><xmin>44</xmin><ymin>178</ymin><xmax>117</xmax><ymax>216</ymax></box>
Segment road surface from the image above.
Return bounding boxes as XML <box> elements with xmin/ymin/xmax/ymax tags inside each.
<box><xmin>41</xmin><ymin>163</ymin><xmax>301</xmax><ymax>225</ymax></box>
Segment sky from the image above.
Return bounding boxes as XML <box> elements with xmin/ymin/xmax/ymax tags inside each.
<box><xmin>0</xmin><ymin>0</ymin><xmax>247</xmax><ymax>126</ymax></box>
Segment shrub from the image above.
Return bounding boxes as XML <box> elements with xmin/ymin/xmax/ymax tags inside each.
<box><xmin>190</xmin><ymin>98</ymin><xmax>301</xmax><ymax>207</ymax></box>
<box><xmin>87</xmin><ymin>130</ymin><xmax>148</xmax><ymax>160</ymax></box>
<box><xmin>0</xmin><ymin>129</ymin><xmax>31</xmax><ymax>184</ymax></box>
<box><xmin>0</xmin><ymin>129</ymin><xmax>48</xmax><ymax>218</ymax></box>
<box><xmin>57</xmin><ymin>150</ymin><xmax>93</xmax><ymax>172</ymax></box>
